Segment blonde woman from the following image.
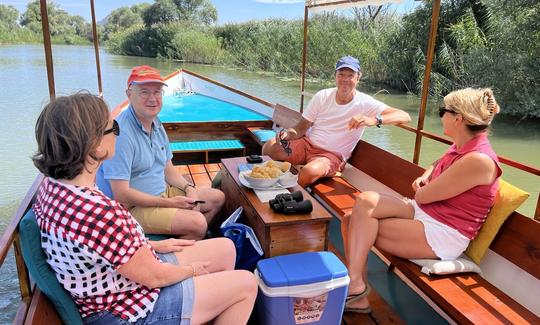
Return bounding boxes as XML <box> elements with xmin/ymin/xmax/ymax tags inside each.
<box><xmin>32</xmin><ymin>93</ymin><xmax>257</xmax><ymax>324</ymax></box>
<box><xmin>341</xmin><ymin>88</ymin><xmax>502</xmax><ymax>313</ymax></box>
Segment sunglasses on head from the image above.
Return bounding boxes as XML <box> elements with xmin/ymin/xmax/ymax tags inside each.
<box><xmin>104</xmin><ymin>120</ymin><xmax>120</xmax><ymax>136</ymax></box>
<box><xmin>438</xmin><ymin>106</ymin><xmax>456</xmax><ymax>118</ymax></box>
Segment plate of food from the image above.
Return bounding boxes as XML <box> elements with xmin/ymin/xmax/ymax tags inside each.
<box><xmin>238</xmin><ymin>161</ymin><xmax>298</xmax><ymax>189</ymax></box>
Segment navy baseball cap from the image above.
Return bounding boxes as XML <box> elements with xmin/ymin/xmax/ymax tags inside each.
<box><xmin>335</xmin><ymin>56</ymin><xmax>361</xmax><ymax>72</ymax></box>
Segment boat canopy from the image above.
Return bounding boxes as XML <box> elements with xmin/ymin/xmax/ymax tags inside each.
<box><xmin>306</xmin><ymin>0</ymin><xmax>404</xmax><ymax>12</ymax></box>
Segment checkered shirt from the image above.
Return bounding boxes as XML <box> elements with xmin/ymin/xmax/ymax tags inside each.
<box><xmin>33</xmin><ymin>177</ymin><xmax>160</xmax><ymax>322</ymax></box>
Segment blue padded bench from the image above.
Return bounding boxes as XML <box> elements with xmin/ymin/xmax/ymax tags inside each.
<box><xmin>247</xmin><ymin>128</ymin><xmax>276</xmax><ymax>146</ymax></box>
<box><xmin>169</xmin><ymin>140</ymin><xmax>246</xmax><ymax>163</ymax></box>
<box><xmin>246</xmin><ymin>104</ymin><xmax>302</xmax><ymax>147</ymax></box>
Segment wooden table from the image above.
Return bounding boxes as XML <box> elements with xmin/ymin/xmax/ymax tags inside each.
<box><xmin>220</xmin><ymin>157</ymin><xmax>331</xmax><ymax>257</ymax></box>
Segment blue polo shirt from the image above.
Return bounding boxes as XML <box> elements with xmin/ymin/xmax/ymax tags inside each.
<box><xmin>103</xmin><ymin>105</ymin><xmax>173</xmax><ymax>196</ymax></box>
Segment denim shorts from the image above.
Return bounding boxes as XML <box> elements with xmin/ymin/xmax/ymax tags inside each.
<box><xmin>83</xmin><ymin>253</ymin><xmax>195</xmax><ymax>325</ymax></box>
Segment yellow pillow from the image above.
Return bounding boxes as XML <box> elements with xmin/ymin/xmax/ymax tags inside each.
<box><xmin>465</xmin><ymin>179</ymin><xmax>529</xmax><ymax>264</ymax></box>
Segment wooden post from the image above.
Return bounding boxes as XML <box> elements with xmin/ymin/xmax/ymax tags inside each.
<box><xmin>535</xmin><ymin>193</ymin><xmax>540</xmax><ymax>222</ymax></box>
<box><xmin>413</xmin><ymin>0</ymin><xmax>441</xmax><ymax>164</ymax></box>
<box><xmin>39</xmin><ymin>0</ymin><xmax>55</xmax><ymax>100</ymax></box>
<box><xmin>299</xmin><ymin>6</ymin><xmax>309</xmax><ymax>113</ymax></box>
<box><xmin>90</xmin><ymin>0</ymin><xmax>103</xmax><ymax>97</ymax></box>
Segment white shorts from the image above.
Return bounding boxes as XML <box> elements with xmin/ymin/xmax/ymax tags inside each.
<box><xmin>411</xmin><ymin>200</ymin><xmax>470</xmax><ymax>260</ymax></box>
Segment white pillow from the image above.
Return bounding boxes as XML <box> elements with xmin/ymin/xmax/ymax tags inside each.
<box><xmin>410</xmin><ymin>255</ymin><xmax>482</xmax><ymax>276</ymax></box>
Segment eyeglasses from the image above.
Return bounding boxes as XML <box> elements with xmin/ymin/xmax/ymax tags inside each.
<box><xmin>438</xmin><ymin>107</ymin><xmax>456</xmax><ymax>118</ymax></box>
<box><xmin>104</xmin><ymin>120</ymin><xmax>120</xmax><ymax>136</ymax></box>
<box><xmin>278</xmin><ymin>129</ymin><xmax>292</xmax><ymax>156</ymax></box>
<box><xmin>135</xmin><ymin>89</ymin><xmax>164</xmax><ymax>100</ymax></box>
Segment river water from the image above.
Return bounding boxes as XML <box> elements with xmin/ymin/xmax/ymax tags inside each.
<box><xmin>0</xmin><ymin>44</ymin><xmax>538</xmax><ymax>322</ymax></box>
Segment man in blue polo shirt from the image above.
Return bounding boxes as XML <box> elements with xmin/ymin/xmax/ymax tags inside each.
<box><xmin>103</xmin><ymin>65</ymin><xmax>225</xmax><ymax>240</ymax></box>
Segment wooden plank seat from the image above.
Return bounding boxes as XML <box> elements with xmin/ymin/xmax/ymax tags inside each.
<box><xmin>309</xmin><ymin>139</ymin><xmax>540</xmax><ymax>324</ymax></box>
<box><xmin>170</xmin><ymin>140</ymin><xmax>246</xmax><ymax>163</ymax></box>
<box><xmin>247</xmin><ymin>103</ymin><xmax>302</xmax><ymax>146</ymax></box>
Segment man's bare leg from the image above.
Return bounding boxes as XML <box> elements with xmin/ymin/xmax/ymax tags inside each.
<box><xmin>297</xmin><ymin>157</ymin><xmax>332</xmax><ymax>187</ymax></box>
<box><xmin>262</xmin><ymin>137</ymin><xmax>290</xmax><ymax>161</ymax></box>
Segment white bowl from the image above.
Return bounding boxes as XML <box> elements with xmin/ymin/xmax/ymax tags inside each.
<box><xmin>278</xmin><ymin>172</ymin><xmax>298</xmax><ymax>187</ymax></box>
<box><xmin>243</xmin><ymin>173</ymin><xmax>280</xmax><ymax>188</ymax></box>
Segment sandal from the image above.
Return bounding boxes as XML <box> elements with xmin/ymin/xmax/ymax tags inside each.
<box><xmin>345</xmin><ymin>283</ymin><xmax>371</xmax><ymax>303</ymax></box>
<box><xmin>344</xmin><ymin>284</ymin><xmax>372</xmax><ymax>314</ymax></box>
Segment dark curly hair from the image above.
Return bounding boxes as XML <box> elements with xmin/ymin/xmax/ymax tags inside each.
<box><xmin>32</xmin><ymin>92</ymin><xmax>110</xmax><ymax>180</ymax></box>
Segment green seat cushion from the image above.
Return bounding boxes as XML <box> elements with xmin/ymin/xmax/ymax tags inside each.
<box><xmin>19</xmin><ymin>209</ymin><xmax>83</xmax><ymax>325</ymax></box>
<box><xmin>146</xmin><ymin>233</ymin><xmax>173</xmax><ymax>241</ymax></box>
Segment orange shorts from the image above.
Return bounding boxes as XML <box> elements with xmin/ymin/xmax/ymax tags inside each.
<box><xmin>284</xmin><ymin>137</ymin><xmax>345</xmax><ymax>177</ymax></box>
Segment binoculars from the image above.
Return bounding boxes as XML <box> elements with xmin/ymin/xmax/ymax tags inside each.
<box><xmin>269</xmin><ymin>191</ymin><xmax>313</xmax><ymax>215</ymax></box>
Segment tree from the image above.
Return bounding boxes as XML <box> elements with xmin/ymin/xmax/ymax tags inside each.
<box><xmin>143</xmin><ymin>0</ymin><xmax>217</xmax><ymax>26</ymax></box>
<box><xmin>20</xmin><ymin>1</ymin><xmax>74</xmax><ymax>36</ymax></box>
<box><xmin>0</xmin><ymin>4</ymin><xmax>19</xmax><ymax>28</ymax></box>
<box><xmin>103</xmin><ymin>5</ymin><xmax>147</xmax><ymax>39</ymax></box>
<box><xmin>143</xmin><ymin>0</ymin><xmax>179</xmax><ymax>26</ymax></box>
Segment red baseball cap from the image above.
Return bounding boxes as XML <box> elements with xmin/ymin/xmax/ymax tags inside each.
<box><xmin>127</xmin><ymin>65</ymin><xmax>167</xmax><ymax>87</ymax></box>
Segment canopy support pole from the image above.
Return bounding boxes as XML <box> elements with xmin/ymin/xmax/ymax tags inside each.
<box><xmin>39</xmin><ymin>0</ymin><xmax>55</xmax><ymax>100</ymax></box>
<box><xmin>413</xmin><ymin>0</ymin><xmax>441</xmax><ymax>164</ymax></box>
<box><xmin>300</xmin><ymin>6</ymin><xmax>309</xmax><ymax>113</ymax></box>
<box><xmin>90</xmin><ymin>0</ymin><xmax>103</xmax><ymax>97</ymax></box>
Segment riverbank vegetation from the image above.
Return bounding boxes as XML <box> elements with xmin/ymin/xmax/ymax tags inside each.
<box><xmin>0</xmin><ymin>2</ymin><xmax>92</xmax><ymax>44</ymax></box>
<box><xmin>1</xmin><ymin>1</ymin><xmax>538</xmax><ymax>118</ymax></box>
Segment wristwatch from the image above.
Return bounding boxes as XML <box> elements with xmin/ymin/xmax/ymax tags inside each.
<box><xmin>375</xmin><ymin>114</ymin><xmax>383</xmax><ymax>128</ymax></box>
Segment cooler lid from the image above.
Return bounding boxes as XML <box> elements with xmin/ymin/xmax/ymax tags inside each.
<box><xmin>256</xmin><ymin>252</ymin><xmax>348</xmax><ymax>288</ymax></box>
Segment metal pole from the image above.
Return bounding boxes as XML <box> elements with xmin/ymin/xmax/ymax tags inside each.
<box><xmin>299</xmin><ymin>6</ymin><xmax>309</xmax><ymax>113</ymax></box>
<box><xmin>90</xmin><ymin>0</ymin><xmax>103</xmax><ymax>97</ymax></box>
<box><xmin>39</xmin><ymin>0</ymin><xmax>55</xmax><ymax>100</ymax></box>
<box><xmin>413</xmin><ymin>0</ymin><xmax>441</xmax><ymax>164</ymax></box>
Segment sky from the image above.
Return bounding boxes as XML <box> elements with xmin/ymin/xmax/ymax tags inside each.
<box><xmin>4</xmin><ymin>0</ymin><xmax>421</xmax><ymax>24</ymax></box>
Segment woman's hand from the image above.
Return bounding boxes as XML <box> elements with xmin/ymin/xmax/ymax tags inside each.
<box><xmin>412</xmin><ymin>176</ymin><xmax>429</xmax><ymax>192</ymax></box>
<box><xmin>149</xmin><ymin>238</ymin><xmax>196</xmax><ymax>253</ymax></box>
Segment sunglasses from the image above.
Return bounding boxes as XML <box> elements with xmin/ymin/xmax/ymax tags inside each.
<box><xmin>104</xmin><ymin>120</ymin><xmax>120</xmax><ymax>136</ymax></box>
<box><xmin>438</xmin><ymin>107</ymin><xmax>456</xmax><ymax>118</ymax></box>
<box><xmin>278</xmin><ymin>129</ymin><xmax>292</xmax><ymax>156</ymax></box>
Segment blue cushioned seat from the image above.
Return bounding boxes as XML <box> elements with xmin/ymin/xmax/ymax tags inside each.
<box><xmin>19</xmin><ymin>209</ymin><xmax>83</xmax><ymax>325</ymax></box>
<box><xmin>251</xmin><ymin>129</ymin><xmax>276</xmax><ymax>143</ymax></box>
<box><xmin>169</xmin><ymin>139</ymin><xmax>245</xmax><ymax>152</ymax></box>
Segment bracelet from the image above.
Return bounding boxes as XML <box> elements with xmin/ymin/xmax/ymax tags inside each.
<box><xmin>190</xmin><ymin>264</ymin><xmax>196</xmax><ymax>277</ymax></box>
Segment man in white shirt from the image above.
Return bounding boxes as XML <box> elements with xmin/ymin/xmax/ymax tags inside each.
<box><xmin>262</xmin><ymin>56</ymin><xmax>411</xmax><ymax>187</ymax></box>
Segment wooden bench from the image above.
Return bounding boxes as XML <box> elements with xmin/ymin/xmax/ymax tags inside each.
<box><xmin>247</xmin><ymin>103</ymin><xmax>302</xmax><ymax>146</ymax></box>
<box><xmin>310</xmin><ymin>139</ymin><xmax>540</xmax><ymax>324</ymax></box>
<box><xmin>170</xmin><ymin>139</ymin><xmax>246</xmax><ymax>163</ymax></box>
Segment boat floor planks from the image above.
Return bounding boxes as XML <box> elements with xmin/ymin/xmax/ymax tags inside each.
<box><xmin>329</xmin><ymin>243</ymin><xmax>406</xmax><ymax>325</ymax></box>
<box><xmin>175</xmin><ymin>163</ymin><xmax>221</xmax><ymax>187</ymax></box>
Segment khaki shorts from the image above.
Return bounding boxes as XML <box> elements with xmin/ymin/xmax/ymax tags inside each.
<box><xmin>130</xmin><ymin>185</ymin><xmax>185</xmax><ymax>234</ymax></box>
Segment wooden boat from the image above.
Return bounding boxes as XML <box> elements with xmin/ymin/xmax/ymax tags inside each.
<box><xmin>1</xmin><ymin>0</ymin><xmax>539</xmax><ymax>324</ymax></box>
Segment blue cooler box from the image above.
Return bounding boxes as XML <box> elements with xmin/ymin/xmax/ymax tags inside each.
<box><xmin>255</xmin><ymin>252</ymin><xmax>350</xmax><ymax>325</ymax></box>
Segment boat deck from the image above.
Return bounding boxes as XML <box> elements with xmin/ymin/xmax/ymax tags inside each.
<box><xmin>177</xmin><ymin>162</ymin><xmax>407</xmax><ymax>325</ymax></box>
<box><xmin>175</xmin><ymin>163</ymin><xmax>222</xmax><ymax>187</ymax></box>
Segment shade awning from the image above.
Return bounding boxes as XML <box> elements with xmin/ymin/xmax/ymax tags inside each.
<box><xmin>306</xmin><ymin>0</ymin><xmax>404</xmax><ymax>12</ymax></box>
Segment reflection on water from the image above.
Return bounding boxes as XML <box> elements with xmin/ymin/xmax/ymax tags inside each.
<box><xmin>0</xmin><ymin>44</ymin><xmax>538</xmax><ymax>323</ymax></box>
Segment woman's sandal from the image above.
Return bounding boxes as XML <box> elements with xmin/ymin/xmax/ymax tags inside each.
<box><xmin>344</xmin><ymin>284</ymin><xmax>372</xmax><ymax>314</ymax></box>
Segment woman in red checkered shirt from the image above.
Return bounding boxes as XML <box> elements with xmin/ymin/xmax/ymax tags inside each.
<box><xmin>32</xmin><ymin>92</ymin><xmax>257</xmax><ymax>325</ymax></box>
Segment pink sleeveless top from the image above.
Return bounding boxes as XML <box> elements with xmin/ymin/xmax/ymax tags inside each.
<box><xmin>418</xmin><ymin>133</ymin><xmax>502</xmax><ymax>239</ymax></box>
